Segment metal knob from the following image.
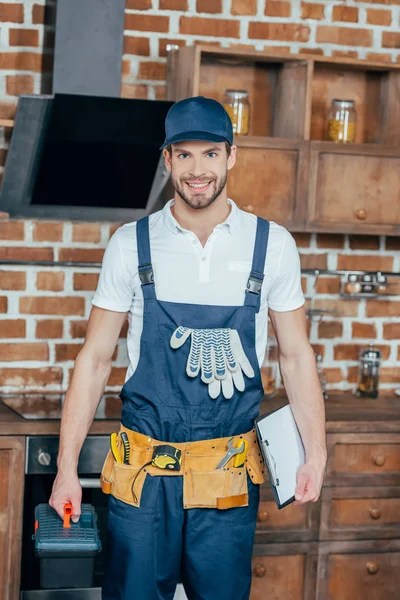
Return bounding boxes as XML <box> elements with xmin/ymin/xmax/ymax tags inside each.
<box><xmin>366</xmin><ymin>561</ymin><xmax>379</xmax><ymax>575</ymax></box>
<box><xmin>369</xmin><ymin>508</ymin><xmax>382</xmax><ymax>520</ymax></box>
<box><xmin>38</xmin><ymin>451</ymin><xmax>51</xmax><ymax>466</ymax></box>
<box><xmin>241</xmin><ymin>204</ymin><xmax>254</xmax><ymax>213</ymax></box>
<box><xmin>373</xmin><ymin>455</ymin><xmax>386</xmax><ymax>467</ymax></box>
<box><xmin>253</xmin><ymin>564</ymin><xmax>266</xmax><ymax>578</ymax></box>
<box><xmin>355</xmin><ymin>208</ymin><xmax>368</xmax><ymax>220</ymax></box>
<box><xmin>258</xmin><ymin>510</ymin><xmax>270</xmax><ymax>522</ymax></box>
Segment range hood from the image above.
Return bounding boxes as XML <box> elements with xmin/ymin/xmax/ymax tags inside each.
<box><xmin>0</xmin><ymin>0</ymin><xmax>173</xmax><ymax>222</ymax></box>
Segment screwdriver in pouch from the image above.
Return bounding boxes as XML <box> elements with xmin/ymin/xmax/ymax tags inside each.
<box><xmin>120</xmin><ymin>432</ymin><xmax>131</xmax><ymax>465</ymax></box>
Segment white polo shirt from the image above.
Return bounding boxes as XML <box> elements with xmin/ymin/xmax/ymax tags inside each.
<box><xmin>92</xmin><ymin>198</ymin><xmax>305</xmax><ymax>381</ymax></box>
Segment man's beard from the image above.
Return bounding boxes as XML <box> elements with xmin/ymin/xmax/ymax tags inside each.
<box><xmin>171</xmin><ymin>171</ymin><xmax>228</xmax><ymax>210</ymax></box>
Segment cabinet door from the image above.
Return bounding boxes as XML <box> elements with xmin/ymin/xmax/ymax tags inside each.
<box><xmin>307</xmin><ymin>142</ymin><xmax>400</xmax><ymax>235</ymax></box>
<box><xmin>0</xmin><ymin>437</ymin><xmax>25</xmax><ymax>600</ymax></box>
<box><xmin>229</xmin><ymin>138</ymin><xmax>308</xmax><ymax>231</ymax></box>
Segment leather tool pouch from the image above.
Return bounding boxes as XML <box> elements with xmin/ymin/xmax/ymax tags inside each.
<box><xmin>100</xmin><ymin>428</ymin><xmax>266</xmax><ymax>510</ymax></box>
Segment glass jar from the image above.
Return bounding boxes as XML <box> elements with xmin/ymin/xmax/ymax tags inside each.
<box><xmin>327</xmin><ymin>99</ymin><xmax>356</xmax><ymax>143</ymax></box>
<box><xmin>356</xmin><ymin>342</ymin><xmax>380</xmax><ymax>399</ymax></box>
<box><xmin>223</xmin><ymin>89</ymin><xmax>250</xmax><ymax>136</ymax></box>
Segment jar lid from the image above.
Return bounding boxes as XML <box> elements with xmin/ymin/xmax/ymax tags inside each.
<box><xmin>332</xmin><ymin>99</ymin><xmax>355</xmax><ymax>107</ymax></box>
<box><xmin>360</xmin><ymin>342</ymin><xmax>381</xmax><ymax>361</ymax></box>
<box><xmin>224</xmin><ymin>89</ymin><xmax>249</xmax><ymax>99</ymax></box>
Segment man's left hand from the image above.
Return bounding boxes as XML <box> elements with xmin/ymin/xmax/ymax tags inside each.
<box><xmin>293</xmin><ymin>461</ymin><xmax>326</xmax><ymax>505</ymax></box>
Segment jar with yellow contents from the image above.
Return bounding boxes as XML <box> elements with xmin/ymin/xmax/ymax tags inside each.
<box><xmin>327</xmin><ymin>99</ymin><xmax>356</xmax><ymax>143</ymax></box>
<box><xmin>223</xmin><ymin>89</ymin><xmax>250</xmax><ymax>136</ymax></box>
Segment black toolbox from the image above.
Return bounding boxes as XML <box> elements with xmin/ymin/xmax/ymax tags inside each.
<box><xmin>33</xmin><ymin>503</ymin><xmax>101</xmax><ymax>589</ymax></box>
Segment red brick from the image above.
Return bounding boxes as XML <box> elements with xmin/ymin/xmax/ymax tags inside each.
<box><xmin>126</xmin><ymin>0</ymin><xmax>152</xmax><ymax>7</ymax></box>
<box><xmin>291</xmin><ymin>233</ymin><xmax>311</xmax><ymax>248</ymax></box>
<box><xmin>352</xmin><ymin>322</ymin><xmax>377</xmax><ymax>339</ymax></box>
<box><xmin>366</xmin><ymin>300</ymin><xmax>400</xmax><ymax>318</ymax></box>
<box><xmin>0</xmin><ymin>296</ymin><xmax>7</xmax><ymax>313</ymax></box>
<box><xmin>347</xmin><ymin>366</ymin><xmax>359</xmax><ymax>384</ymax></box>
<box><xmin>316</xmin><ymin>26</ymin><xmax>372</xmax><ymax>47</ymax></box>
<box><xmin>0</xmin><ymin>221</ymin><xmax>24</xmax><ymax>240</ymax></box>
<box><xmin>0</xmin><ymin>100</ymin><xmax>16</xmax><ymax>120</ymax></box>
<box><xmin>104</xmin><ymin>395</ymin><xmax>123</xmax><ymax>417</ymax></box>
<box><xmin>6</xmin><ymin>74</ymin><xmax>35</xmax><ymax>96</ymax></box>
<box><xmin>311</xmin><ymin>343</ymin><xmax>325</xmax><ymax>359</ymax></box>
<box><xmin>325</xmin><ymin>368</ymin><xmax>344</xmax><ymax>384</ymax></box>
<box><xmin>332</xmin><ymin>50</ymin><xmax>359</xmax><ymax>59</ymax></box>
<box><xmin>301</xmin><ymin>2</ymin><xmax>324</xmax><ymax>20</ymax></box>
<box><xmin>0</xmin><ymin>247</ymin><xmax>53</xmax><ymax>261</ymax></box>
<box><xmin>337</xmin><ymin>255</ymin><xmax>393</xmax><ymax>271</ymax></box>
<box><xmin>332</xmin><ymin>5</ymin><xmax>358</xmax><ymax>22</ymax></box>
<box><xmin>382</xmin><ymin>323</ymin><xmax>400</xmax><ymax>340</ymax></box>
<box><xmin>138</xmin><ymin>61</ymin><xmax>167</xmax><ymax>81</ymax></box>
<box><xmin>0</xmin><ymin>149</ymin><xmax>6</xmax><ymax>166</ymax></box>
<box><xmin>36</xmin><ymin>272</ymin><xmax>64</xmax><ymax>292</ymax></box>
<box><xmin>334</xmin><ymin>344</ymin><xmax>390</xmax><ymax>361</ymax></box>
<box><xmin>33</xmin><ymin>221</ymin><xmax>63</xmax><ymax>242</ymax></box>
<box><xmin>122</xmin><ymin>59</ymin><xmax>131</xmax><ymax>76</ymax></box>
<box><xmin>228</xmin><ymin>43</ymin><xmax>257</xmax><ymax>52</ymax></box>
<box><xmin>0</xmin><ymin>3</ymin><xmax>24</xmax><ymax>23</ymax></box>
<box><xmin>299</xmin><ymin>253</ymin><xmax>327</xmax><ymax>269</ymax></box>
<box><xmin>55</xmin><ymin>343</ymin><xmax>83</xmax><ymax>362</ymax></box>
<box><xmin>125</xmin><ymin>14</ymin><xmax>169</xmax><ymax>33</ymax></box>
<box><xmin>265</xmin><ymin>1</ymin><xmax>291</xmax><ymax>17</ymax></box>
<box><xmin>231</xmin><ymin>0</ymin><xmax>257</xmax><ymax>15</ymax></box>
<box><xmin>367</xmin><ymin>8</ymin><xmax>392</xmax><ymax>26</ymax></box>
<box><xmin>314</xmin><ymin>298</ymin><xmax>359</xmax><ymax>317</ymax></box>
<box><xmin>349</xmin><ymin>235</ymin><xmax>379</xmax><ymax>250</ymax></box>
<box><xmin>58</xmin><ymin>248</ymin><xmax>104</xmax><ymax>263</ymax></box>
<box><xmin>382</xmin><ymin>32</ymin><xmax>400</xmax><ymax>49</ymax></box>
<box><xmin>249</xmin><ymin>22</ymin><xmax>309</xmax><ymax>42</ymax></box>
<box><xmin>316</xmin><ymin>276</ymin><xmax>341</xmax><ymax>294</ymax></box>
<box><xmin>0</xmin><ymin>52</ymin><xmax>43</xmax><ymax>71</ymax></box>
<box><xmin>70</xmin><ymin>320</ymin><xmax>88</xmax><ymax>339</ymax></box>
<box><xmin>317</xmin><ymin>234</ymin><xmax>345</xmax><ymax>249</ymax></box>
<box><xmin>318</xmin><ymin>321</ymin><xmax>343</xmax><ymax>339</ymax></box>
<box><xmin>121</xmin><ymin>83</ymin><xmax>148</xmax><ymax>99</ymax></box>
<box><xmin>366</xmin><ymin>52</ymin><xmax>393</xmax><ymax>62</ymax></box>
<box><xmin>20</xmin><ymin>296</ymin><xmax>85</xmax><ymax>316</ymax></box>
<box><xmin>180</xmin><ymin>16</ymin><xmax>240</xmax><ymax>38</ymax></box>
<box><xmin>72</xmin><ymin>223</ymin><xmax>101</xmax><ymax>243</ymax></box>
<box><xmin>123</xmin><ymin>36</ymin><xmax>150</xmax><ymax>56</ymax></box>
<box><xmin>9</xmin><ymin>28</ymin><xmax>40</xmax><ymax>47</ymax></box>
<box><xmin>73</xmin><ymin>273</ymin><xmax>99</xmax><ymax>291</ymax></box>
<box><xmin>0</xmin><ymin>342</ymin><xmax>48</xmax><ymax>361</ymax></box>
<box><xmin>32</xmin><ymin>4</ymin><xmax>44</xmax><ymax>24</ymax></box>
<box><xmin>0</xmin><ymin>367</ymin><xmax>62</xmax><ymax>386</ymax></box>
<box><xmin>0</xmin><ymin>319</ymin><xmax>25</xmax><ymax>338</ymax></box>
<box><xmin>107</xmin><ymin>367</ymin><xmax>127</xmax><ymax>386</ymax></box>
<box><xmin>196</xmin><ymin>0</ymin><xmax>221</xmax><ymax>13</ymax></box>
<box><xmin>299</xmin><ymin>47</ymin><xmax>324</xmax><ymax>55</ymax></box>
<box><xmin>158</xmin><ymin>38</ymin><xmax>186</xmax><ymax>57</ymax></box>
<box><xmin>0</xmin><ymin>271</ymin><xmax>26</xmax><ymax>290</ymax></box>
<box><xmin>155</xmin><ymin>86</ymin><xmax>166</xmax><ymax>100</ymax></box>
<box><xmin>386</xmin><ymin>237</ymin><xmax>400</xmax><ymax>250</ymax></box>
<box><xmin>36</xmin><ymin>319</ymin><xmax>63</xmax><ymax>339</ymax></box>
<box><xmin>380</xmin><ymin>368</ymin><xmax>400</xmax><ymax>384</ymax></box>
<box><xmin>355</xmin><ymin>0</ymin><xmax>399</xmax><ymax>4</ymax></box>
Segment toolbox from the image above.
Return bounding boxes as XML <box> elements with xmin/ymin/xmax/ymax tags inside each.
<box><xmin>33</xmin><ymin>503</ymin><xmax>101</xmax><ymax>589</ymax></box>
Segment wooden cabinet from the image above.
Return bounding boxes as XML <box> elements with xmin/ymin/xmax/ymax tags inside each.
<box><xmin>167</xmin><ymin>45</ymin><xmax>400</xmax><ymax>235</ymax></box>
<box><xmin>0</xmin><ymin>436</ymin><xmax>25</xmax><ymax>600</ymax></box>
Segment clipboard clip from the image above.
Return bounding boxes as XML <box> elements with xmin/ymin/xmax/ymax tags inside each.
<box><xmin>262</xmin><ymin>439</ymin><xmax>280</xmax><ymax>487</ymax></box>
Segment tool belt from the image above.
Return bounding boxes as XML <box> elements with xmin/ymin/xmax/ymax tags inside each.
<box><xmin>100</xmin><ymin>425</ymin><xmax>265</xmax><ymax>510</ymax></box>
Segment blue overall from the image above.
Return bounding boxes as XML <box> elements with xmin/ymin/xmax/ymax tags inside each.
<box><xmin>102</xmin><ymin>215</ymin><xmax>270</xmax><ymax>600</ymax></box>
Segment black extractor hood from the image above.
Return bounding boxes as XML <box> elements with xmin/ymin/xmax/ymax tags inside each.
<box><xmin>0</xmin><ymin>0</ymin><xmax>173</xmax><ymax>222</ymax></box>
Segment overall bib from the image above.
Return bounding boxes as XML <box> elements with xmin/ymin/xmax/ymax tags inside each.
<box><xmin>102</xmin><ymin>214</ymin><xmax>270</xmax><ymax>600</ymax></box>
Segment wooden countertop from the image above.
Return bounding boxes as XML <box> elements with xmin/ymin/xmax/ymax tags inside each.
<box><xmin>1</xmin><ymin>393</ymin><xmax>400</xmax><ymax>435</ymax></box>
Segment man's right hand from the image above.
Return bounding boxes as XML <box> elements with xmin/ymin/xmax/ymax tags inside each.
<box><xmin>49</xmin><ymin>471</ymin><xmax>82</xmax><ymax>523</ymax></box>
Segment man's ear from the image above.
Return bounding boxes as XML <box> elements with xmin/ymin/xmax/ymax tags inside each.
<box><xmin>163</xmin><ymin>148</ymin><xmax>172</xmax><ymax>171</ymax></box>
<box><xmin>227</xmin><ymin>145</ymin><xmax>237</xmax><ymax>171</ymax></box>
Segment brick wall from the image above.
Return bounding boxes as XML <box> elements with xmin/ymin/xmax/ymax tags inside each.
<box><xmin>1</xmin><ymin>0</ymin><xmax>400</xmax><ymax>395</ymax></box>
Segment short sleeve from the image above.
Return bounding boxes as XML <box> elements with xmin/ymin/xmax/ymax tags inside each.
<box><xmin>91</xmin><ymin>230</ymin><xmax>135</xmax><ymax>312</ymax></box>
<box><xmin>267</xmin><ymin>230</ymin><xmax>305</xmax><ymax>312</ymax></box>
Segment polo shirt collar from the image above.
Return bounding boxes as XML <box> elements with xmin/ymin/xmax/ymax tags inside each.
<box><xmin>162</xmin><ymin>198</ymin><xmax>240</xmax><ymax>235</ymax></box>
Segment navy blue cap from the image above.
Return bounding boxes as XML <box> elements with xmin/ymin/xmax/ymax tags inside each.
<box><xmin>160</xmin><ymin>96</ymin><xmax>233</xmax><ymax>150</ymax></box>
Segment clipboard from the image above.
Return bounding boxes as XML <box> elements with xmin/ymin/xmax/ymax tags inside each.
<box><xmin>255</xmin><ymin>404</ymin><xmax>305</xmax><ymax>509</ymax></box>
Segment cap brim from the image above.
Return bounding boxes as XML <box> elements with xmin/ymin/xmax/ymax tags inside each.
<box><xmin>160</xmin><ymin>131</ymin><xmax>230</xmax><ymax>150</ymax></box>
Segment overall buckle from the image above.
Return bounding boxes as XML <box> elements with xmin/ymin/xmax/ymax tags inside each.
<box><xmin>138</xmin><ymin>264</ymin><xmax>154</xmax><ymax>285</ymax></box>
<box><xmin>246</xmin><ymin>270</ymin><xmax>264</xmax><ymax>295</ymax></box>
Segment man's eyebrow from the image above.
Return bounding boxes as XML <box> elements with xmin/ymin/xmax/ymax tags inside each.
<box><xmin>203</xmin><ymin>146</ymin><xmax>221</xmax><ymax>153</ymax></box>
<box><xmin>172</xmin><ymin>146</ymin><xmax>222</xmax><ymax>154</ymax></box>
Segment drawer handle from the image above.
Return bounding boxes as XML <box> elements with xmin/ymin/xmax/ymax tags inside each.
<box><xmin>373</xmin><ymin>455</ymin><xmax>386</xmax><ymax>467</ymax></box>
<box><xmin>369</xmin><ymin>508</ymin><xmax>382</xmax><ymax>520</ymax></box>
<box><xmin>355</xmin><ymin>208</ymin><xmax>368</xmax><ymax>220</ymax></box>
<box><xmin>258</xmin><ymin>511</ymin><xmax>270</xmax><ymax>522</ymax></box>
<box><xmin>241</xmin><ymin>204</ymin><xmax>254</xmax><ymax>213</ymax></box>
<box><xmin>366</xmin><ymin>561</ymin><xmax>379</xmax><ymax>575</ymax></box>
<box><xmin>254</xmin><ymin>564</ymin><xmax>266</xmax><ymax>578</ymax></box>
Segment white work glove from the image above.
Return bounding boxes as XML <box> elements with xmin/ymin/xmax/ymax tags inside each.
<box><xmin>170</xmin><ymin>326</ymin><xmax>255</xmax><ymax>399</ymax></box>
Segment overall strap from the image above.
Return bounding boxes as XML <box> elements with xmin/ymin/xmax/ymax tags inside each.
<box><xmin>244</xmin><ymin>217</ymin><xmax>270</xmax><ymax>312</ymax></box>
<box><xmin>136</xmin><ymin>216</ymin><xmax>156</xmax><ymax>301</ymax></box>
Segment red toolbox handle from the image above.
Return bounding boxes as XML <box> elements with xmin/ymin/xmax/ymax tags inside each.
<box><xmin>63</xmin><ymin>503</ymin><xmax>72</xmax><ymax>529</ymax></box>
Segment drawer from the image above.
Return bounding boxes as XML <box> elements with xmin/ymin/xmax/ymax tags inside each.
<box><xmin>326</xmin><ymin>552</ymin><xmax>400</xmax><ymax>600</ymax></box>
<box><xmin>320</xmin><ymin>487</ymin><xmax>400</xmax><ymax>540</ymax></box>
<box><xmin>251</xmin><ymin>555</ymin><xmax>305</xmax><ymax>600</ymax></box>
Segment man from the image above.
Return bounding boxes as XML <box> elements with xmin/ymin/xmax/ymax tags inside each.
<box><xmin>50</xmin><ymin>96</ymin><xmax>327</xmax><ymax>600</ymax></box>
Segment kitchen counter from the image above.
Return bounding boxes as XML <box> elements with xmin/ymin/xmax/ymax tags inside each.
<box><xmin>1</xmin><ymin>393</ymin><xmax>400</xmax><ymax>435</ymax></box>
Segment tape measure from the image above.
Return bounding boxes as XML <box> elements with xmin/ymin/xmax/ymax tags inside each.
<box><xmin>152</xmin><ymin>445</ymin><xmax>182</xmax><ymax>471</ymax></box>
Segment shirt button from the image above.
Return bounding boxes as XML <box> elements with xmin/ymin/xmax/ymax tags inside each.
<box><xmin>191</xmin><ymin>239</ymin><xmax>196</xmax><ymax>245</ymax></box>
<box><xmin>201</xmin><ymin>256</ymin><xmax>207</xmax><ymax>262</ymax></box>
